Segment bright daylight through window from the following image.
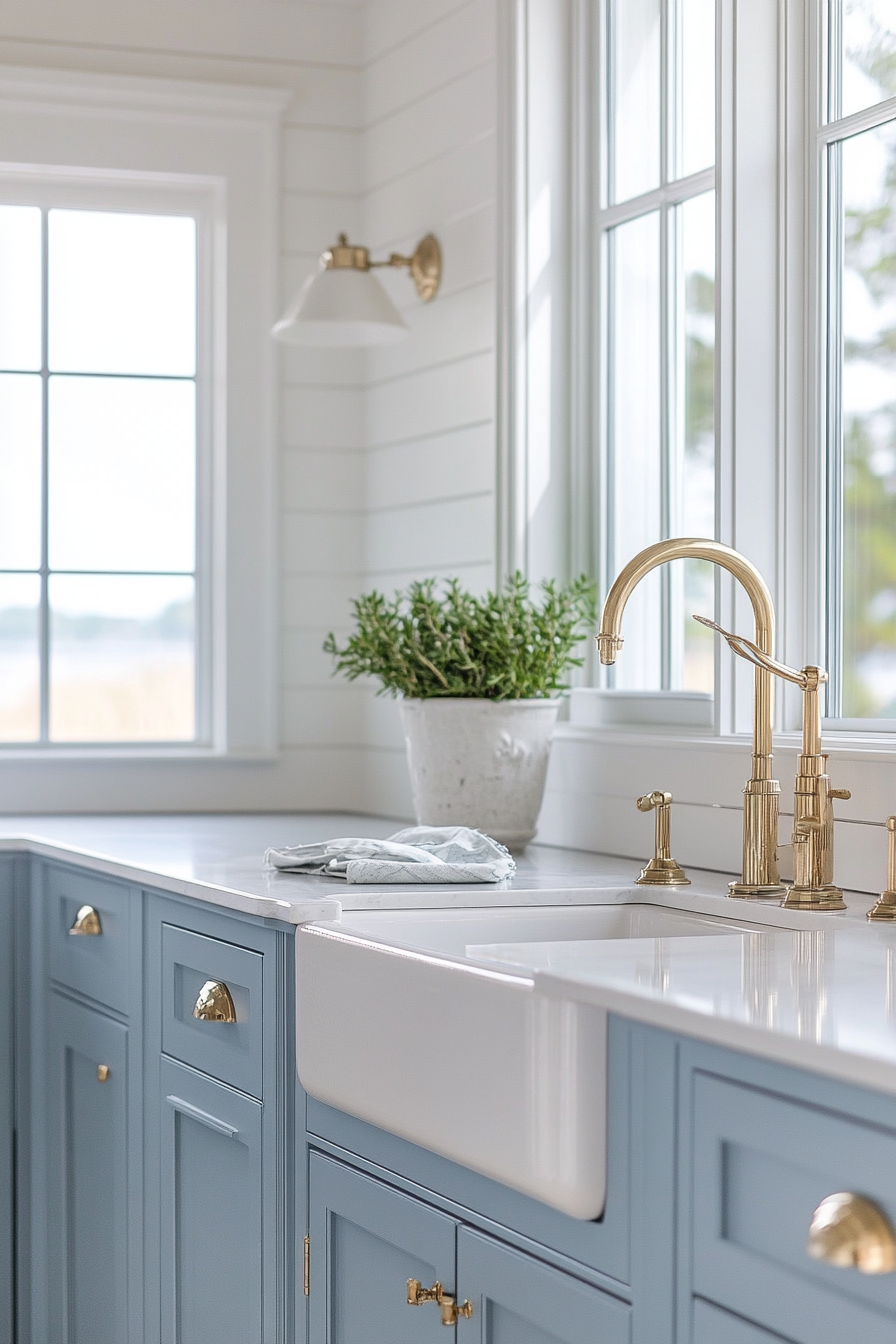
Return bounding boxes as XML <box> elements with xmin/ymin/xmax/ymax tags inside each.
<box><xmin>0</xmin><ymin>206</ymin><xmax>198</xmax><ymax>744</ymax></box>
<box><xmin>827</xmin><ymin>1</ymin><xmax>896</xmax><ymax>722</ymax></box>
<box><xmin>601</xmin><ymin>0</ymin><xmax>716</xmax><ymax>696</ymax></box>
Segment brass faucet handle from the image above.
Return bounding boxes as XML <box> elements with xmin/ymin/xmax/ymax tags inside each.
<box><xmin>868</xmin><ymin>816</ymin><xmax>896</xmax><ymax>921</ymax></box>
<box><xmin>830</xmin><ymin>787</ymin><xmax>851</xmax><ymax>800</ymax></box>
<box><xmin>692</xmin><ymin>616</ymin><xmax>811</xmax><ymax>687</ymax></box>
<box><xmin>635</xmin><ymin>791</ymin><xmax>690</xmax><ymax>887</ymax></box>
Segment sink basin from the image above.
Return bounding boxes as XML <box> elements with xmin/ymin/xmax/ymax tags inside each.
<box><xmin>295</xmin><ymin>896</ymin><xmax>770</xmax><ymax>1219</ymax></box>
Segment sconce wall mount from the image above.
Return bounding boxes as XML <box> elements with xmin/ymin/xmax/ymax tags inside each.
<box><xmin>323</xmin><ymin>233</ymin><xmax>441</xmax><ymax>302</ymax></box>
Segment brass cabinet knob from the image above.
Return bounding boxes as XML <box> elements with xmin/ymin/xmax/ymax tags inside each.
<box><xmin>407</xmin><ymin>1279</ymin><xmax>473</xmax><ymax>1326</ymax></box>
<box><xmin>192</xmin><ymin>980</ymin><xmax>237</xmax><ymax>1023</ymax></box>
<box><xmin>97</xmin><ymin>1064</ymin><xmax>110</xmax><ymax>1082</ymax></box>
<box><xmin>69</xmin><ymin>904</ymin><xmax>102</xmax><ymax>936</ymax></box>
<box><xmin>807</xmin><ymin>1192</ymin><xmax>896</xmax><ymax>1273</ymax></box>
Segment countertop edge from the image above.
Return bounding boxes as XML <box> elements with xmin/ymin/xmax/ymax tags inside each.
<box><xmin>0</xmin><ymin>833</ymin><xmax>344</xmax><ymax>924</ymax></box>
<box><xmin>535</xmin><ymin>969</ymin><xmax>896</xmax><ymax>1099</ymax></box>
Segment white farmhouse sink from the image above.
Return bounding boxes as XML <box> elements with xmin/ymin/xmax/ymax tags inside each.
<box><xmin>295</xmin><ymin>898</ymin><xmax>769</xmax><ymax>1219</ymax></box>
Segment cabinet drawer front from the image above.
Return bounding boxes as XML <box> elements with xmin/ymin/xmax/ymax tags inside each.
<box><xmin>47</xmin><ymin>865</ymin><xmax>133</xmax><ymax>1013</ymax></box>
<box><xmin>692</xmin><ymin>1072</ymin><xmax>896</xmax><ymax>1343</ymax></box>
<box><xmin>162</xmin><ymin>925</ymin><xmax>264</xmax><ymax>1099</ymax></box>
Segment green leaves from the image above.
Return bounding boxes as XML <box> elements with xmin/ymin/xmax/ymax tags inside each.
<box><xmin>323</xmin><ymin>573</ymin><xmax>598</xmax><ymax>700</ymax></box>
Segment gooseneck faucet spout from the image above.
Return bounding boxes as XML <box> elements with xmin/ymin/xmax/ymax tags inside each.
<box><xmin>596</xmin><ymin>537</ymin><xmax>786</xmax><ymax>898</ymax></box>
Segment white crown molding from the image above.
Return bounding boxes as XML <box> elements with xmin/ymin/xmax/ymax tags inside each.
<box><xmin>0</xmin><ymin>63</ymin><xmax>292</xmax><ymax>125</ymax></box>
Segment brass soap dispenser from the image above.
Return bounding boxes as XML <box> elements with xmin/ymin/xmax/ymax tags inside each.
<box><xmin>695</xmin><ymin>617</ymin><xmax>851</xmax><ymax>911</ymax></box>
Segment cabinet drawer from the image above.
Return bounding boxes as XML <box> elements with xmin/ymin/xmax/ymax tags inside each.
<box><xmin>161</xmin><ymin>924</ymin><xmax>264</xmax><ymax>1099</ymax></box>
<box><xmin>46</xmin><ymin>865</ymin><xmax>133</xmax><ymax>1014</ymax></box>
<box><xmin>692</xmin><ymin>1072</ymin><xmax>896</xmax><ymax>1343</ymax></box>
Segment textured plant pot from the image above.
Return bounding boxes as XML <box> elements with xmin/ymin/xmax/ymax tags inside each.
<box><xmin>399</xmin><ymin>697</ymin><xmax>561</xmax><ymax>850</ymax></box>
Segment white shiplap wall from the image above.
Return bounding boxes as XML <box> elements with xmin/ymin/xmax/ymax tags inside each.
<box><xmin>357</xmin><ymin>0</ymin><xmax>499</xmax><ymax>815</ymax></box>
<box><xmin>0</xmin><ymin>0</ymin><xmax>379</xmax><ymax>811</ymax></box>
<box><xmin>0</xmin><ymin>0</ymin><xmax>504</xmax><ymax>816</ymax></box>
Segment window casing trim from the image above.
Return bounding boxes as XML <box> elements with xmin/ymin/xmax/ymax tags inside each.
<box><xmin>0</xmin><ymin>65</ymin><xmax>290</xmax><ymax>760</ymax></box>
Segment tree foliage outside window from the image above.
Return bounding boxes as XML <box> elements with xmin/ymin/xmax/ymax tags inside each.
<box><xmin>836</xmin><ymin>5</ymin><xmax>896</xmax><ymax>716</ymax></box>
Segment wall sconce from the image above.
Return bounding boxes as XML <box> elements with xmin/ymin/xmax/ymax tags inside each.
<box><xmin>272</xmin><ymin>233</ymin><xmax>442</xmax><ymax>347</ymax></box>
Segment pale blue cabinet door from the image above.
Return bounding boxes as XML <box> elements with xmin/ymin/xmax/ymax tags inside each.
<box><xmin>46</xmin><ymin>992</ymin><xmax>130</xmax><ymax>1344</ymax></box>
<box><xmin>309</xmin><ymin>1151</ymin><xmax>457</xmax><ymax>1344</ymax></box>
<box><xmin>0</xmin><ymin>860</ymin><xmax>14</xmax><ymax>1344</ymax></box>
<box><xmin>456</xmin><ymin>1225</ymin><xmax>631</xmax><ymax>1344</ymax></box>
<box><xmin>692</xmin><ymin>1300</ymin><xmax>797</xmax><ymax>1343</ymax></box>
<box><xmin>159</xmin><ymin>1057</ymin><xmax>264</xmax><ymax>1344</ymax></box>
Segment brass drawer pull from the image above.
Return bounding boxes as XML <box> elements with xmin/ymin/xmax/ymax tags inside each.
<box><xmin>97</xmin><ymin>1064</ymin><xmax>110</xmax><ymax>1083</ymax></box>
<box><xmin>807</xmin><ymin>1192</ymin><xmax>896</xmax><ymax>1273</ymax></box>
<box><xmin>69</xmin><ymin>904</ymin><xmax>102</xmax><ymax>936</ymax></box>
<box><xmin>192</xmin><ymin>980</ymin><xmax>237</xmax><ymax>1023</ymax></box>
<box><xmin>407</xmin><ymin>1279</ymin><xmax>473</xmax><ymax>1326</ymax></box>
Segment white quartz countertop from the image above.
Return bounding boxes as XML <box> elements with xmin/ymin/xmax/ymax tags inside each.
<box><xmin>6</xmin><ymin>811</ymin><xmax>896</xmax><ymax>1095</ymax></box>
<box><xmin>0</xmin><ymin>812</ymin><xmax>657</xmax><ymax>923</ymax></box>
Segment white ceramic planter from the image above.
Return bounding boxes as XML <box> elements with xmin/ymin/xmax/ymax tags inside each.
<box><xmin>399</xmin><ymin>697</ymin><xmax>561</xmax><ymax>850</ymax></box>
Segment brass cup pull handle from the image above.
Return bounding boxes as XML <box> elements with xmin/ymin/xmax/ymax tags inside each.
<box><xmin>407</xmin><ymin>1279</ymin><xmax>473</xmax><ymax>1326</ymax></box>
<box><xmin>807</xmin><ymin>1192</ymin><xmax>896</xmax><ymax>1274</ymax></box>
<box><xmin>69</xmin><ymin>904</ymin><xmax>102</xmax><ymax>936</ymax></box>
<box><xmin>193</xmin><ymin>980</ymin><xmax>237</xmax><ymax>1023</ymax></box>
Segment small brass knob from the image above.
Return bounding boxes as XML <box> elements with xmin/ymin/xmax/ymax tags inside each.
<box><xmin>97</xmin><ymin>1064</ymin><xmax>110</xmax><ymax>1083</ymax></box>
<box><xmin>193</xmin><ymin>980</ymin><xmax>237</xmax><ymax>1023</ymax></box>
<box><xmin>407</xmin><ymin>1280</ymin><xmax>473</xmax><ymax>1326</ymax></box>
<box><xmin>69</xmin><ymin>904</ymin><xmax>102</xmax><ymax>936</ymax></box>
<box><xmin>807</xmin><ymin>1192</ymin><xmax>896</xmax><ymax>1273</ymax></box>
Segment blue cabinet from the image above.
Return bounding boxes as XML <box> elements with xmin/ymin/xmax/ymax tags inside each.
<box><xmin>159</xmin><ymin>1057</ymin><xmax>264</xmax><ymax>1344</ymax></box>
<box><xmin>456</xmin><ymin>1225</ymin><xmax>631</xmax><ymax>1344</ymax></box>
<box><xmin>679</xmin><ymin>1038</ymin><xmax>896</xmax><ymax>1343</ymax></box>
<box><xmin>145</xmin><ymin>892</ymin><xmax>296</xmax><ymax>1344</ymax></box>
<box><xmin>309</xmin><ymin>1151</ymin><xmax>456</xmax><ymax>1343</ymax></box>
<box><xmin>46</xmin><ymin>993</ymin><xmax>131</xmax><ymax>1344</ymax></box>
<box><xmin>17</xmin><ymin>862</ymin><xmax>296</xmax><ymax>1344</ymax></box>
<box><xmin>0</xmin><ymin>857</ymin><xmax>19</xmax><ymax>1344</ymax></box>
<box><xmin>691</xmin><ymin>1300</ymin><xmax>794</xmax><ymax>1343</ymax></box>
<box><xmin>308</xmin><ymin>1151</ymin><xmax>632</xmax><ymax>1344</ymax></box>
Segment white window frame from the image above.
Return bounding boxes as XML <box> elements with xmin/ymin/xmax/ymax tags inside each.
<box><xmin>499</xmin><ymin>0</ymin><xmax>896</xmax><ymax>885</ymax></box>
<box><xmin>0</xmin><ymin>171</ymin><xmax>215</xmax><ymax>748</ymax></box>
<box><xmin>0</xmin><ymin>65</ymin><xmax>289</xmax><ymax>762</ymax></box>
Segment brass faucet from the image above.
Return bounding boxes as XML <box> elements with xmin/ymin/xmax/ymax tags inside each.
<box><xmin>695</xmin><ymin>617</ymin><xmax>851</xmax><ymax>911</ymax></box>
<box><xmin>596</xmin><ymin>538</ymin><xmax>786</xmax><ymax>898</ymax></box>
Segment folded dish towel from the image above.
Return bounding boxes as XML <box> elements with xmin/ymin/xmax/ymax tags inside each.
<box><xmin>264</xmin><ymin>825</ymin><xmax>515</xmax><ymax>884</ymax></box>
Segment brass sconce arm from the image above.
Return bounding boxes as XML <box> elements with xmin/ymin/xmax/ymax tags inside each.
<box><xmin>324</xmin><ymin>233</ymin><xmax>442</xmax><ymax>302</ymax></box>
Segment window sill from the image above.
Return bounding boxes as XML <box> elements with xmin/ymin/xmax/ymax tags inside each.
<box><xmin>0</xmin><ymin>744</ymin><xmax>278</xmax><ymax>762</ymax></box>
<box><xmin>555</xmin><ymin>720</ymin><xmax>896</xmax><ymax>763</ymax></box>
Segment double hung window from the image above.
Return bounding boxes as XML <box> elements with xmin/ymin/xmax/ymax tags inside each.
<box><xmin>600</xmin><ymin>0</ymin><xmax>716</xmax><ymax>696</ymax></box>
<box><xmin>824</xmin><ymin>2</ymin><xmax>896</xmax><ymax>725</ymax></box>
<box><xmin>0</xmin><ymin>198</ymin><xmax>201</xmax><ymax>745</ymax></box>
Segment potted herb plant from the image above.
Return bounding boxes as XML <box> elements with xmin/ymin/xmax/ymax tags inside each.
<box><xmin>324</xmin><ymin>573</ymin><xmax>596</xmax><ymax>849</ymax></box>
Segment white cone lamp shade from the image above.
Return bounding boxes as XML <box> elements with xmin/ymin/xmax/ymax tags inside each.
<box><xmin>272</xmin><ymin>234</ymin><xmax>441</xmax><ymax>348</ymax></box>
<box><xmin>273</xmin><ymin>266</ymin><xmax>409</xmax><ymax>347</ymax></box>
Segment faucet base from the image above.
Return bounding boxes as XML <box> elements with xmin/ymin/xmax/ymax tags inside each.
<box><xmin>868</xmin><ymin>890</ymin><xmax>896</xmax><ymax>921</ymax></box>
<box><xmin>728</xmin><ymin>881</ymin><xmax>788</xmax><ymax>900</ymax></box>
<box><xmin>636</xmin><ymin>856</ymin><xmax>690</xmax><ymax>886</ymax></box>
<box><xmin>781</xmin><ymin>884</ymin><xmax>846</xmax><ymax>912</ymax></box>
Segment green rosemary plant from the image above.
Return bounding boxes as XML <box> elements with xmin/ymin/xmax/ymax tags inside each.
<box><xmin>323</xmin><ymin>573</ymin><xmax>597</xmax><ymax>700</ymax></box>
